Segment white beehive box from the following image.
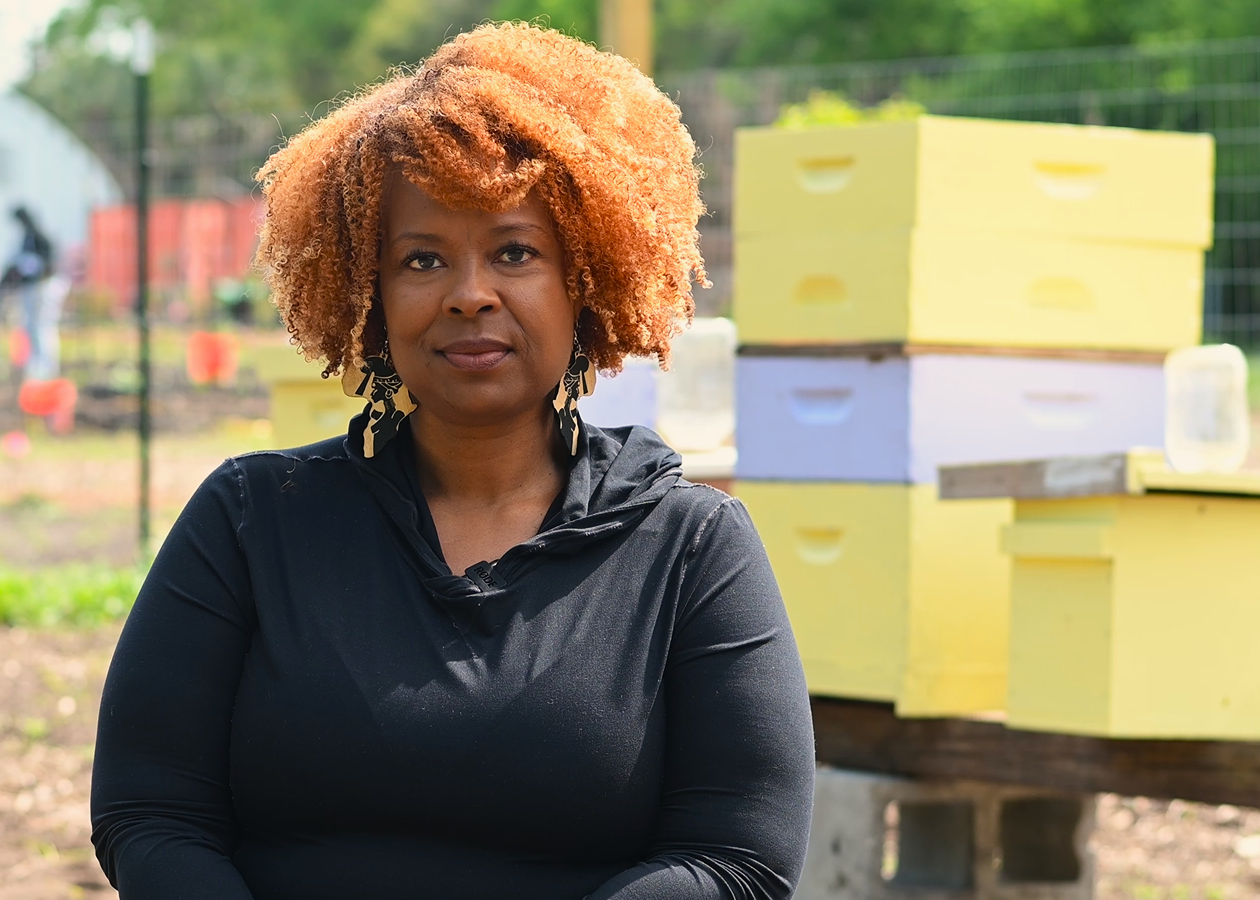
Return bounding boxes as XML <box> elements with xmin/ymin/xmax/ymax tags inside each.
<box><xmin>735</xmin><ymin>352</ymin><xmax>1165</xmax><ymax>483</ymax></box>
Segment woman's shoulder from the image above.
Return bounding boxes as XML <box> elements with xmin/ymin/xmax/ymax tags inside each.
<box><xmin>665</xmin><ymin>477</ymin><xmax>734</xmax><ymax>512</ymax></box>
<box><xmin>187</xmin><ymin>434</ymin><xmax>359</xmax><ymax>517</ymax></box>
<box><xmin>220</xmin><ymin>434</ymin><xmax>355</xmax><ymax>480</ymax></box>
<box><xmin>658</xmin><ymin>478</ymin><xmax>759</xmax><ymax>553</ymax></box>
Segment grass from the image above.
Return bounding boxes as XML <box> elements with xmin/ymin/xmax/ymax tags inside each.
<box><xmin>57</xmin><ymin>324</ymin><xmax>292</xmax><ymax>373</ymax></box>
<box><xmin>6</xmin><ymin>322</ymin><xmax>295</xmax><ymax>397</ymax></box>
<box><xmin>0</xmin><ymin>565</ymin><xmax>145</xmax><ymax>629</ymax></box>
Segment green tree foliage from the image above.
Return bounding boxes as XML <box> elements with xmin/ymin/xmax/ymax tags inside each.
<box><xmin>17</xmin><ymin>0</ymin><xmax>1260</xmax><ymax>131</ymax></box>
<box><xmin>775</xmin><ymin>91</ymin><xmax>925</xmax><ymax>129</ymax></box>
<box><xmin>959</xmin><ymin>0</ymin><xmax>1260</xmax><ymax>54</ymax></box>
<box><xmin>707</xmin><ymin>0</ymin><xmax>969</xmax><ymax>67</ymax></box>
<box><xmin>340</xmin><ymin>0</ymin><xmax>501</xmax><ymax>89</ymax></box>
<box><xmin>20</xmin><ymin>11</ymin><xmax>135</xmax><ymax>138</ymax></box>
<box><xmin>23</xmin><ymin>0</ymin><xmax>388</xmax><ymax>128</ymax></box>
<box><xmin>486</xmin><ymin>0</ymin><xmax>597</xmax><ymax>45</ymax></box>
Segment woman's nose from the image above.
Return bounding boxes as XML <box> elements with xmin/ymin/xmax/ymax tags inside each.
<box><xmin>443</xmin><ymin>259</ymin><xmax>501</xmax><ymax>318</ymax></box>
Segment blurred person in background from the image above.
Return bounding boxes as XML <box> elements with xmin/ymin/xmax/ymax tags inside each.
<box><xmin>90</xmin><ymin>22</ymin><xmax>815</xmax><ymax>900</ymax></box>
<box><xmin>2</xmin><ymin>205</ymin><xmax>69</xmax><ymax>380</ymax></box>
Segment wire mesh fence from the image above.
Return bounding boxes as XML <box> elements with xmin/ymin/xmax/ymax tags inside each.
<box><xmin>664</xmin><ymin>36</ymin><xmax>1260</xmax><ymax>343</ymax></box>
<box><xmin>74</xmin><ymin>111</ymin><xmax>288</xmax><ymax>203</ymax></box>
<box><xmin>59</xmin><ymin>35</ymin><xmax>1260</xmax><ymax>345</ymax></box>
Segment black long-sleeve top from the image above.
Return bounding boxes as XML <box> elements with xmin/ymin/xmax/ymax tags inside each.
<box><xmin>91</xmin><ymin>414</ymin><xmax>815</xmax><ymax>899</ymax></box>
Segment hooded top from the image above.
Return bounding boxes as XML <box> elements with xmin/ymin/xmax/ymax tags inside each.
<box><xmin>91</xmin><ymin>412</ymin><xmax>815</xmax><ymax>900</ymax></box>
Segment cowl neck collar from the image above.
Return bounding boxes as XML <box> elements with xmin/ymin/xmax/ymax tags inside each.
<box><xmin>343</xmin><ymin>407</ymin><xmax>682</xmax><ymax>623</ymax></box>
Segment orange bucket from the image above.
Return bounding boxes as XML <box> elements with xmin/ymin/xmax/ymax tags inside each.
<box><xmin>186</xmin><ymin>331</ymin><xmax>240</xmax><ymax>386</ymax></box>
<box><xmin>18</xmin><ymin>378</ymin><xmax>78</xmax><ymax>433</ymax></box>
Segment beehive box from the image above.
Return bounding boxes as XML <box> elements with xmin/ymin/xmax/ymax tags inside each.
<box><xmin>733</xmin><ymin>116</ymin><xmax>1213</xmax><ymax>351</ymax></box>
<box><xmin>736</xmin><ymin>480</ymin><xmax>1012</xmax><ymax>715</ymax></box>
<box><xmin>736</xmin><ymin>352</ymin><xmax>1165</xmax><ymax>483</ymax></box>
<box><xmin>735</xmin><ymin>116</ymin><xmax>1215</xmax><ymax>244</ymax></box>
<box><xmin>941</xmin><ymin>451</ymin><xmax>1260</xmax><ymax>739</ymax></box>
<box><xmin>255</xmin><ymin>347</ymin><xmax>364</xmax><ymax>449</ymax></box>
<box><xmin>733</xmin><ymin>228</ymin><xmax>1203</xmax><ymax>350</ymax></box>
<box><xmin>578</xmin><ymin>358</ymin><xmax>658</xmax><ymax>430</ymax></box>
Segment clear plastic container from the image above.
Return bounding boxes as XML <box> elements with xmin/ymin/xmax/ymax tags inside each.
<box><xmin>1164</xmin><ymin>343</ymin><xmax>1251</xmax><ymax>474</ymax></box>
<box><xmin>657</xmin><ymin>317</ymin><xmax>737</xmax><ymax>452</ymax></box>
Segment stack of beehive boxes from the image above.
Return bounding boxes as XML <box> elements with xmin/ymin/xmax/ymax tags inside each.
<box><xmin>732</xmin><ymin>115</ymin><xmax>1215</xmax><ymax>717</ymax></box>
<box><xmin>940</xmin><ymin>450</ymin><xmax>1260</xmax><ymax>739</ymax></box>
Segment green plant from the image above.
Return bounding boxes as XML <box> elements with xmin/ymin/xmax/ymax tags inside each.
<box><xmin>0</xmin><ymin>565</ymin><xmax>145</xmax><ymax>629</ymax></box>
<box><xmin>775</xmin><ymin>89</ymin><xmax>925</xmax><ymax>129</ymax></box>
<box><xmin>19</xmin><ymin>717</ymin><xmax>50</xmax><ymax>741</ymax></box>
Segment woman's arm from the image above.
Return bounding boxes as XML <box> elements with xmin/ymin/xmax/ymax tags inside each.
<box><xmin>91</xmin><ymin>460</ymin><xmax>256</xmax><ymax>899</ymax></box>
<box><xmin>588</xmin><ymin>494</ymin><xmax>816</xmax><ymax>900</ymax></box>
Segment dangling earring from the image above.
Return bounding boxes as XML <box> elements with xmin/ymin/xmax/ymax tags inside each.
<box><xmin>552</xmin><ymin>334</ymin><xmax>595</xmax><ymax>457</ymax></box>
<box><xmin>341</xmin><ymin>340</ymin><xmax>418</xmax><ymax>458</ymax></box>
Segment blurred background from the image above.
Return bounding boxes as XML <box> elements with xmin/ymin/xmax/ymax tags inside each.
<box><xmin>7</xmin><ymin>0</ymin><xmax>1260</xmax><ymax>559</ymax></box>
<box><xmin>4</xmin><ymin>1</ymin><xmax>1260</xmax><ymax>897</ymax></box>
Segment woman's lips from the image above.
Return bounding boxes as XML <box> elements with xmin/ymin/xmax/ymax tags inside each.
<box><xmin>439</xmin><ymin>341</ymin><xmax>511</xmax><ymax>371</ymax></box>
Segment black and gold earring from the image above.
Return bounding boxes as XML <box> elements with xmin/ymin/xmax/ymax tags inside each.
<box><xmin>552</xmin><ymin>335</ymin><xmax>596</xmax><ymax>457</ymax></box>
<box><xmin>341</xmin><ymin>341</ymin><xmax>418</xmax><ymax>458</ymax></box>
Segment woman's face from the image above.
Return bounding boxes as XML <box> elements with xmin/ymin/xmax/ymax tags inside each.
<box><xmin>377</xmin><ymin>171</ymin><xmax>575</xmax><ymax>429</ymax></box>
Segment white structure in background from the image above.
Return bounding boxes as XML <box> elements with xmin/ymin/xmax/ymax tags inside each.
<box><xmin>657</xmin><ymin>317</ymin><xmax>737</xmax><ymax>452</ymax></box>
<box><xmin>0</xmin><ymin>91</ymin><xmax>122</xmax><ymax>276</ymax></box>
<box><xmin>580</xmin><ymin>317</ymin><xmax>738</xmax><ymax>475</ymax></box>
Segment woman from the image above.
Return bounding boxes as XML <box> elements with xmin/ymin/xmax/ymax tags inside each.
<box><xmin>91</xmin><ymin>22</ymin><xmax>814</xmax><ymax>900</ymax></box>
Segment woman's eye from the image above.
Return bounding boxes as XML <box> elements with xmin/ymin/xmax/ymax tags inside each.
<box><xmin>499</xmin><ymin>246</ymin><xmax>534</xmax><ymax>264</ymax></box>
<box><xmin>406</xmin><ymin>253</ymin><xmax>442</xmax><ymax>271</ymax></box>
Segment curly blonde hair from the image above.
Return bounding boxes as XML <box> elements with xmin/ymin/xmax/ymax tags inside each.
<box><xmin>255</xmin><ymin>21</ymin><xmax>708</xmax><ymax>376</ymax></box>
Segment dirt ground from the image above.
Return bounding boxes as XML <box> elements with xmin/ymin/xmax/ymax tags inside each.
<box><xmin>0</xmin><ymin>625</ymin><xmax>119</xmax><ymax>898</ymax></box>
<box><xmin>0</xmin><ymin>387</ymin><xmax>268</xmax><ymax>894</ymax></box>
<box><xmin>3</xmin><ymin>393</ymin><xmax>1260</xmax><ymax>897</ymax></box>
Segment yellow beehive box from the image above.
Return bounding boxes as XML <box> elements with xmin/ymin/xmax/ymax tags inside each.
<box><xmin>735</xmin><ymin>116</ymin><xmax>1215</xmax><ymax>246</ymax></box>
<box><xmin>735</xmin><ymin>480</ymin><xmax>1012</xmax><ymax>715</ymax></box>
<box><xmin>255</xmin><ymin>347</ymin><xmax>364</xmax><ymax>448</ymax></box>
<box><xmin>734</xmin><ymin>228</ymin><xmax>1203</xmax><ymax>351</ymax></box>
<box><xmin>941</xmin><ymin>451</ymin><xmax>1260</xmax><ymax>739</ymax></box>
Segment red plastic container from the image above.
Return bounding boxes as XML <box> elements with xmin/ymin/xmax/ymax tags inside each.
<box><xmin>186</xmin><ymin>331</ymin><xmax>240</xmax><ymax>386</ymax></box>
<box><xmin>18</xmin><ymin>378</ymin><xmax>78</xmax><ymax>433</ymax></box>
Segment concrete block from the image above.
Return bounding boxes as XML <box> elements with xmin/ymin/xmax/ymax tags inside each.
<box><xmin>796</xmin><ymin>767</ymin><xmax>1095</xmax><ymax>900</ymax></box>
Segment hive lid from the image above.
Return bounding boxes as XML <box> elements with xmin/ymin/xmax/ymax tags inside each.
<box><xmin>735</xmin><ymin>115</ymin><xmax>1215</xmax><ymax>248</ymax></box>
<box><xmin>939</xmin><ymin>449</ymin><xmax>1260</xmax><ymax>500</ymax></box>
<box><xmin>736</xmin><ymin>342</ymin><xmax>1168</xmax><ymax>364</ymax></box>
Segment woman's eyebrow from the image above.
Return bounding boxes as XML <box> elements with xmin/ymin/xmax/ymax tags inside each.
<box><xmin>390</xmin><ymin>230</ymin><xmax>445</xmax><ymax>245</ymax></box>
<box><xmin>389</xmin><ymin>223</ymin><xmax>549</xmax><ymax>245</ymax></box>
<box><xmin>487</xmin><ymin>222</ymin><xmax>551</xmax><ymax>239</ymax></box>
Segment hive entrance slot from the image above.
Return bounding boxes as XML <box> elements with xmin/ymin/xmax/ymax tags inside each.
<box><xmin>1033</xmin><ymin>161</ymin><xmax>1105</xmax><ymax>200</ymax></box>
<box><xmin>797</xmin><ymin>157</ymin><xmax>856</xmax><ymax>193</ymax></box>
<box><xmin>793</xmin><ymin>528</ymin><xmax>844</xmax><ymax>565</ymax></box>
<box><xmin>793</xmin><ymin>275</ymin><xmax>848</xmax><ymax>305</ymax></box>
